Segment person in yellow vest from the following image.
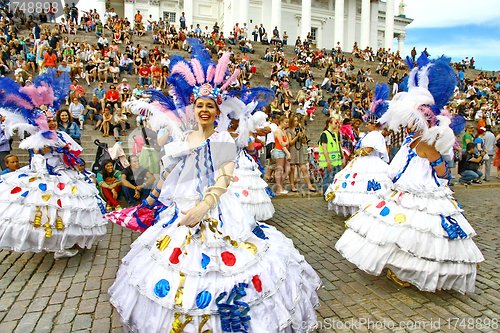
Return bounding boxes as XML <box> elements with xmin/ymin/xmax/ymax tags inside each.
<box><xmin>319</xmin><ymin>116</ymin><xmax>342</xmax><ymax>193</ymax></box>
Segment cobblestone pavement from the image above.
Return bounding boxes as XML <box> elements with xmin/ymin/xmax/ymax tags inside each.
<box><xmin>0</xmin><ymin>187</ymin><xmax>499</xmax><ymax>333</ymax></box>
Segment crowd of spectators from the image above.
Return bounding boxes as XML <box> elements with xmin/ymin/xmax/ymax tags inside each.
<box><xmin>1</xmin><ymin>4</ymin><xmax>499</xmax><ymax>204</ymax></box>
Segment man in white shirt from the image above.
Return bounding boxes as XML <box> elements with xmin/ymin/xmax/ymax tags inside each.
<box><xmin>264</xmin><ymin>115</ymin><xmax>278</xmax><ymax>181</ymax></box>
<box><xmin>161</xmin><ymin>54</ymin><xmax>170</xmax><ymax>68</ymax></box>
<box><xmin>296</xmin><ymin>102</ymin><xmax>306</xmax><ymax>116</ymax></box>
<box><xmin>98</xmin><ymin>35</ymin><xmax>108</xmax><ymax>50</ymax></box>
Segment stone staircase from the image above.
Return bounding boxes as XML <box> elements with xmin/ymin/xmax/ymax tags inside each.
<box><xmin>6</xmin><ymin>26</ymin><xmax>485</xmax><ymax>170</ymax></box>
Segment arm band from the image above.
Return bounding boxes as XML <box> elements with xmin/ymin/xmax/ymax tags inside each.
<box><xmin>430</xmin><ymin>157</ymin><xmax>444</xmax><ymax>167</ymax></box>
<box><xmin>149</xmin><ymin>191</ymin><xmax>159</xmax><ymax>202</ymax></box>
<box><xmin>202</xmin><ymin>192</ymin><xmax>219</xmax><ymax>210</ymax></box>
<box><xmin>215</xmin><ymin>173</ymin><xmax>235</xmax><ymax>183</ymax></box>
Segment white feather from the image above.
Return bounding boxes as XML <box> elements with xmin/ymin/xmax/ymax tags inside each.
<box><xmin>416</xmin><ymin>63</ymin><xmax>431</xmax><ymax>90</ymax></box>
<box><xmin>379</xmin><ymin>88</ymin><xmax>435</xmax><ymax>132</ymax></box>
<box><xmin>18</xmin><ymin>131</ymin><xmax>58</xmax><ymax>150</ymax></box>
<box><xmin>421</xmin><ymin>116</ymin><xmax>455</xmax><ymax>154</ymax></box>
<box><xmin>0</xmin><ymin>110</ymin><xmax>38</xmax><ymax>139</ymax></box>
<box><xmin>124</xmin><ymin>100</ymin><xmax>185</xmax><ymax>142</ymax></box>
<box><xmin>408</xmin><ymin>67</ymin><xmax>419</xmax><ymax>90</ymax></box>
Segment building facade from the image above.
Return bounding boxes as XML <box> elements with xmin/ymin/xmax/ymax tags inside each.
<box><xmin>97</xmin><ymin>0</ymin><xmax>412</xmax><ymax>54</ymax></box>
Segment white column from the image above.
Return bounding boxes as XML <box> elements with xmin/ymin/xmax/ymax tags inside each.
<box><xmin>346</xmin><ymin>0</ymin><xmax>356</xmax><ymax>50</ymax></box>
<box><xmin>317</xmin><ymin>24</ymin><xmax>323</xmax><ymax>49</ymax></box>
<box><xmin>301</xmin><ymin>0</ymin><xmax>311</xmax><ymax>41</ymax></box>
<box><xmin>239</xmin><ymin>0</ymin><xmax>249</xmax><ymax>27</ymax></box>
<box><xmin>124</xmin><ymin>0</ymin><xmax>134</xmax><ymax>23</ymax></box>
<box><xmin>223</xmin><ymin>0</ymin><xmax>232</xmax><ymax>37</ymax></box>
<box><xmin>370</xmin><ymin>0</ymin><xmax>379</xmax><ymax>49</ymax></box>
<box><xmin>360</xmin><ymin>0</ymin><xmax>370</xmax><ymax>48</ymax></box>
<box><xmin>398</xmin><ymin>33</ymin><xmax>405</xmax><ymax>56</ymax></box>
<box><xmin>97</xmin><ymin>0</ymin><xmax>106</xmax><ymax>22</ymax></box>
<box><xmin>334</xmin><ymin>0</ymin><xmax>344</xmax><ymax>49</ymax></box>
<box><xmin>384</xmin><ymin>0</ymin><xmax>394</xmax><ymax>51</ymax></box>
<box><xmin>271</xmin><ymin>0</ymin><xmax>282</xmax><ymax>34</ymax></box>
<box><xmin>184</xmin><ymin>0</ymin><xmax>194</xmax><ymax>28</ymax></box>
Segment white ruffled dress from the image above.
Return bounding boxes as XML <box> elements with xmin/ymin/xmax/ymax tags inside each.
<box><xmin>325</xmin><ymin>131</ymin><xmax>392</xmax><ymax>216</ymax></box>
<box><xmin>335</xmin><ymin>135</ymin><xmax>484</xmax><ymax>294</ymax></box>
<box><xmin>228</xmin><ymin>147</ymin><xmax>275</xmax><ymax>221</ymax></box>
<box><xmin>109</xmin><ymin>131</ymin><xmax>321</xmax><ymax>333</ymax></box>
<box><xmin>0</xmin><ymin>132</ymin><xmax>107</xmax><ymax>253</ymax></box>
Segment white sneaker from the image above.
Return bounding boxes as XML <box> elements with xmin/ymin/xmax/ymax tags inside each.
<box><xmin>75</xmin><ymin>74</ymin><xmax>80</xmax><ymax>79</ymax></box>
<box><xmin>54</xmin><ymin>249</ymin><xmax>79</xmax><ymax>259</ymax></box>
<box><xmin>277</xmin><ymin>190</ymin><xmax>288</xmax><ymax>194</ymax></box>
<box><xmin>81</xmin><ymin>72</ymin><xmax>86</xmax><ymax>79</ymax></box>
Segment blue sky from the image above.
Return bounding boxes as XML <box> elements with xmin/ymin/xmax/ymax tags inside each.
<box><xmin>398</xmin><ymin>0</ymin><xmax>500</xmax><ymax>71</ymax></box>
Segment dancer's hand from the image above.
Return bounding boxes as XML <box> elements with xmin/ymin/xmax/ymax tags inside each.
<box><xmin>178</xmin><ymin>202</ymin><xmax>210</xmax><ymax>228</ymax></box>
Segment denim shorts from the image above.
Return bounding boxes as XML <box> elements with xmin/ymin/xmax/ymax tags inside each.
<box><xmin>273</xmin><ymin>149</ymin><xmax>286</xmax><ymax>159</ymax></box>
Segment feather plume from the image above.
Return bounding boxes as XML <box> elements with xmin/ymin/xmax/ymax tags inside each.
<box><xmin>416</xmin><ymin>52</ymin><xmax>430</xmax><ymax>68</ymax></box>
<box><xmin>190</xmin><ymin>58</ymin><xmax>205</xmax><ymax>84</ymax></box>
<box><xmin>450</xmin><ymin>115</ymin><xmax>466</xmax><ymax>135</ymax></box>
<box><xmin>427</xmin><ymin>55</ymin><xmax>457</xmax><ymax>109</ymax></box>
<box><xmin>416</xmin><ymin>64</ymin><xmax>431</xmax><ymax>90</ymax></box>
<box><xmin>20</xmin><ymin>86</ymin><xmax>45</xmax><ymax>107</ymax></box>
<box><xmin>3</xmin><ymin>95</ymin><xmax>34</xmax><ymax>110</ymax></box>
<box><xmin>18</xmin><ymin>131</ymin><xmax>58</xmax><ymax>150</ymax></box>
<box><xmin>125</xmin><ymin>100</ymin><xmax>185</xmax><ymax>141</ymax></box>
<box><xmin>379</xmin><ymin>88</ymin><xmax>435</xmax><ymax>131</ymax></box>
<box><xmin>220</xmin><ymin>69</ymin><xmax>241</xmax><ymax>92</ymax></box>
<box><xmin>166</xmin><ymin>73</ymin><xmax>194</xmax><ymax>108</ymax></box>
<box><xmin>364</xmin><ymin>83</ymin><xmax>389</xmax><ymax>122</ymax></box>
<box><xmin>206</xmin><ymin>65</ymin><xmax>216</xmax><ymax>82</ymax></box>
<box><xmin>407</xmin><ymin>67</ymin><xmax>419</xmax><ymax>90</ymax></box>
<box><xmin>421</xmin><ymin>115</ymin><xmax>455</xmax><ymax>154</ymax></box>
<box><xmin>405</xmin><ymin>56</ymin><xmax>415</xmax><ymax>70</ymax></box>
<box><xmin>188</xmin><ymin>38</ymin><xmax>213</xmax><ymax>73</ymax></box>
<box><xmin>170</xmin><ymin>62</ymin><xmax>197</xmax><ymax>86</ymax></box>
<box><xmin>214</xmin><ymin>53</ymin><xmax>231</xmax><ymax>85</ymax></box>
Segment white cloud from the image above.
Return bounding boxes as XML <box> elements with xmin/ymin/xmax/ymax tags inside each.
<box><xmin>400</xmin><ymin>0</ymin><xmax>500</xmax><ymax>28</ymax></box>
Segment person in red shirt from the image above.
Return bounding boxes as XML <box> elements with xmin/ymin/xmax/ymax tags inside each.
<box><xmin>289</xmin><ymin>61</ymin><xmax>299</xmax><ymax>80</ymax></box>
<box><xmin>43</xmin><ymin>48</ymin><xmax>57</xmax><ymax>68</ymax></box>
<box><xmin>138</xmin><ymin>64</ymin><xmax>151</xmax><ymax>87</ymax></box>
<box><xmin>151</xmin><ymin>62</ymin><xmax>162</xmax><ymax>82</ymax></box>
<box><xmin>105</xmin><ymin>84</ymin><xmax>120</xmax><ymax>110</ymax></box>
<box><xmin>68</xmin><ymin>79</ymin><xmax>86</xmax><ymax>104</ymax></box>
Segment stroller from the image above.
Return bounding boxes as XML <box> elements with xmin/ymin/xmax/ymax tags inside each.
<box><xmin>307</xmin><ymin>145</ymin><xmax>323</xmax><ymax>185</ymax></box>
<box><xmin>91</xmin><ymin>139</ymin><xmax>126</xmax><ymax>175</ymax></box>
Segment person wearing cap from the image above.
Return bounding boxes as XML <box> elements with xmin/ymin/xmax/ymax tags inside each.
<box><xmin>296</xmin><ymin>102</ymin><xmax>306</xmax><ymax>116</ymax></box>
<box><xmin>117</xmin><ymin>78</ymin><xmax>131</xmax><ymax>93</ymax></box>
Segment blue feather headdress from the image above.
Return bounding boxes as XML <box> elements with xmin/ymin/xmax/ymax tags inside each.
<box><xmin>0</xmin><ymin>69</ymin><xmax>71</xmax><ymax>149</ymax></box>
<box><xmin>379</xmin><ymin>53</ymin><xmax>461</xmax><ymax>154</ymax></box>
<box><xmin>364</xmin><ymin>83</ymin><xmax>389</xmax><ymax>123</ymax></box>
